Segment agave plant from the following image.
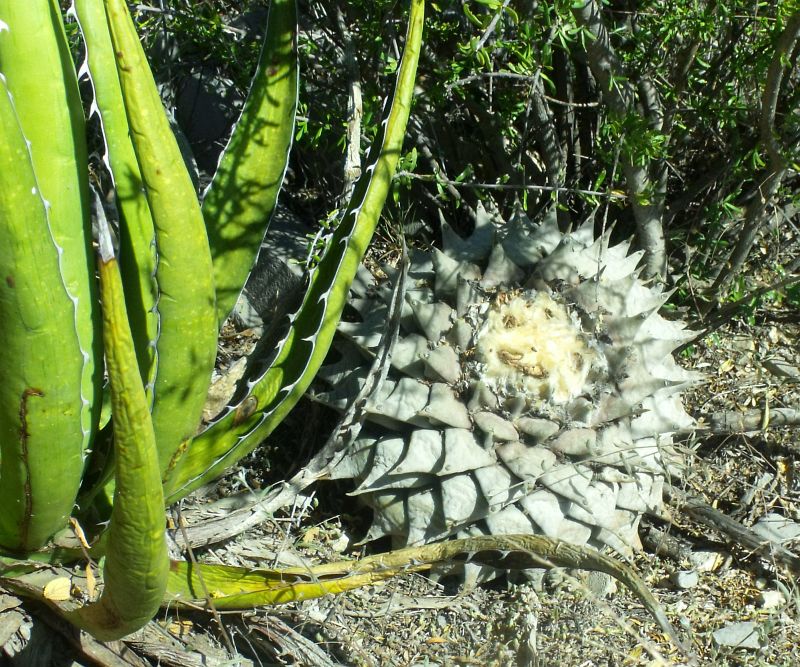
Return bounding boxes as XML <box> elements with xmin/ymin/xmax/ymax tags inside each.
<box><xmin>0</xmin><ymin>0</ymin><xmax>424</xmax><ymax>641</ymax></box>
<box><xmin>315</xmin><ymin>206</ymin><xmax>698</xmax><ymax>580</ymax></box>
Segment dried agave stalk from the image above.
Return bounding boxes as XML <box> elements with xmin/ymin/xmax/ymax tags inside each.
<box><xmin>315</xmin><ymin>206</ymin><xmax>698</xmax><ymax>577</ymax></box>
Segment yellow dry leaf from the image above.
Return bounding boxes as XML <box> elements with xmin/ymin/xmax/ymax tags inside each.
<box><xmin>85</xmin><ymin>564</ymin><xmax>97</xmax><ymax>600</ymax></box>
<box><xmin>168</xmin><ymin>620</ymin><xmax>193</xmax><ymax>637</ymax></box>
<box><xmin>69</xmin><ymin>517</ymin><xmax>91</xmax><ymax>550</ymax></box>
<box><xmin>719</xmin><ymin>359</ymin><xmax>734</xmax><ymax>374</ymax></box>
<box><xmin>777</xmin><ymin>458</ymin><xmax>792</xmax><ymax>484</ymax></box>
<box><xmin>301</xmin><ymin>526</ymin><xmax>320</xmax><ymax>544</ymax></box>
<box><xmin>43</xmin><ymin>577</ymin><xmax>72</xmax><ymax>601</ymax></box>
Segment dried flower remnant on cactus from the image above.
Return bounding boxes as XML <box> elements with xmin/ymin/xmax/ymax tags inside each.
<box><xmin>474</xmin><ymin>291</ymin><xmax>597</xmax><ymax>404</ymax></box>
<box><xmin>315</xmin><ymin>205</ymin><xmax>698</xmax><ymax>579</ymax></box>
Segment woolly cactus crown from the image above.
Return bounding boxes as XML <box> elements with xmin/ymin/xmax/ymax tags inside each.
<box><xmin>315</xmin><ymin>206</ymin><xmax>697</xmax><ymax>565</ymax></box>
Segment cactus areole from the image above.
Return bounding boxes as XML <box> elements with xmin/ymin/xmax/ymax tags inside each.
<box><xmin>316</xmin><ymin>207</ymin><xmax>698</xmax><ymax>574</ymax></box>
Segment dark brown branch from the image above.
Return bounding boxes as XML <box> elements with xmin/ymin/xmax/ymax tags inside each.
<box><xmin>530</xmin><ymin>74</ymin><xmax>566</xmax><ymax>190</ymax></box>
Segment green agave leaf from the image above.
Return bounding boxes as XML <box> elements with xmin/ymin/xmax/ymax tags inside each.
<box><xmin>164</xmin><ymin>533</ymin><xmax>650</xmax><ymax>609</ymax></box>
<box><xmin>70</xmin><ymin>0</ymin><xmax>160</xmax><ymax>512</ymax></box>
<box><xmin>67</xmin><ymin>212</ymin><xmax>168</xmax><ymax>641</ymax></box>
<box><xmin>103</xmin><ymin>0</ymin><xmax>218</xmax><ymax>475</ymax></box>
<box><xmin>0</xmin><ymin>1</ymin><xmax>100</xmax><ymax>552</ymax></box>
<box><xmin>165</xmin><ymin>533</ymin><xmax>690</xmax><ymax>659</ymax></box>
<box><xmin>203</xmin><ymin>0</ymin><xmax>299</xmax><ymax>324</ymax></box>
<box><xmin>166</xmin><ymin>554</ymin><xmax>428</xmax><ymax>609</ymax></box>
<box><xmin>163</xmin><ymin>0</ymin><xmax>425</xmax><ymax>502</ymax></box>
<box><xmin>0</xmin><ymin>214</ymin><xmax>168</xmax><ymax>640</ymax></box>
<box><xmin>73</xmin><ymin>0</ymin><xmax>159</xmax><ymax>397</ymax></box>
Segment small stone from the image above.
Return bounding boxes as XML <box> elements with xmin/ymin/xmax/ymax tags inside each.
<box><xmin>0</xmin><ymin>609</ymin><xmax>26</xmax><ymax>649</ymax></box>
<box><xmin>688</xmin><ymin>549</ymin><xmax>727</xmax><ymax>572</ymax></box>
<box><xmin>0</xmin><ymin>594</ymin><xmax>21</xmax><ymax>614</ymax></box>
<box><xmin>203</xmin><ymin>357</ymin><xmax>248</xmax><ymax>421</ymax></box>
<box><xmin>762</xmin><ymin>357</ymin><xmax>800</xmax><ymax>380</ymax></box>
<box><xmin>580</xmin><ymin>571</ymin><xmax>617</xmax><ymax>597</ymax></box>
<box><xmin>712</xmin><ymin>621</ymin><xmax>762</xmax><ymax>649</ymax></box>
<box><xmin>753</xmin><ymin>513</ymin><xmax>800</xmax><ymax>543</ymax></box>
<box><xmin>331</xmin><ymin>534</ymin><xmax>351</xmax><ymax>553</ymax></box>
<box><xmin>758</xmin><ymin>590</ymin><xmax>785</xmax><ymax>609</ymax></box>
<box><xmin>669</xmin><ymin>569</ymin><xmax>699</xmax><ymax>589</ymax></box>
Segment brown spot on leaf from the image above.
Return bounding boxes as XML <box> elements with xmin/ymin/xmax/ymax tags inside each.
<box><xmin>164</xmin><ymin>439</ymin><xmax>191</xmax><ymax>477</ymax></box>
<box><xmin>18</xmin><ymin>388</ymin><xmax>44</xmax><ymax>548</ymax></box>
<box><xmin>233</xmin><ymin>396</ymin><xmax>258</xmax><ymax>426</ymax></box>
<box><xmin>6</xmin><ymin>275</ymin><xmax>14</xmax><ymax>288</ymax></box>
<box><xmin>19</xmin><ymin>388</ymin><xmax>44</xmax><ymax>441</ymax></box>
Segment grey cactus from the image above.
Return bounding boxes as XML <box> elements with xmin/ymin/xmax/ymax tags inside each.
<box><xmin>314</xmin><ymin>206</ymin><xmax>698</xmax><ymax>576</ymax></box>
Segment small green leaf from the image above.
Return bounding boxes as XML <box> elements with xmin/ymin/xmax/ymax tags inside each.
<box><xmin>203</xmin><ymin>0</ymin><xmax>299</xmax><ymax>324</ymax></box>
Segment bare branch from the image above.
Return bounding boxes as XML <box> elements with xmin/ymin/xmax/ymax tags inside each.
<box><xmin>393</xmin><ymin>171</ymin><xmax>626</xmax><ymax>198</ymax></box>
<box><xmin>473</xmin><ymin>0</ymin><xmax>513</xmax><ymax>52</ymax></box>
<box><xmin>572</xmin><ymin>0</ymin><xmax>667</xmax><ymax>281</ymax></box>
<box><xmin>710</xmin><ymin>11</ymin><xmax>800</xmax><ymax>294</ymax></box>
<box><xmin>664</xmin><ymin>486</ymin><xmax>800</xmax><ymax>573</ymax></box>
<box><xmin>335</xmin><ymin>6</ymin><xmax>363</xmax><ymax>204</ymax></box>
